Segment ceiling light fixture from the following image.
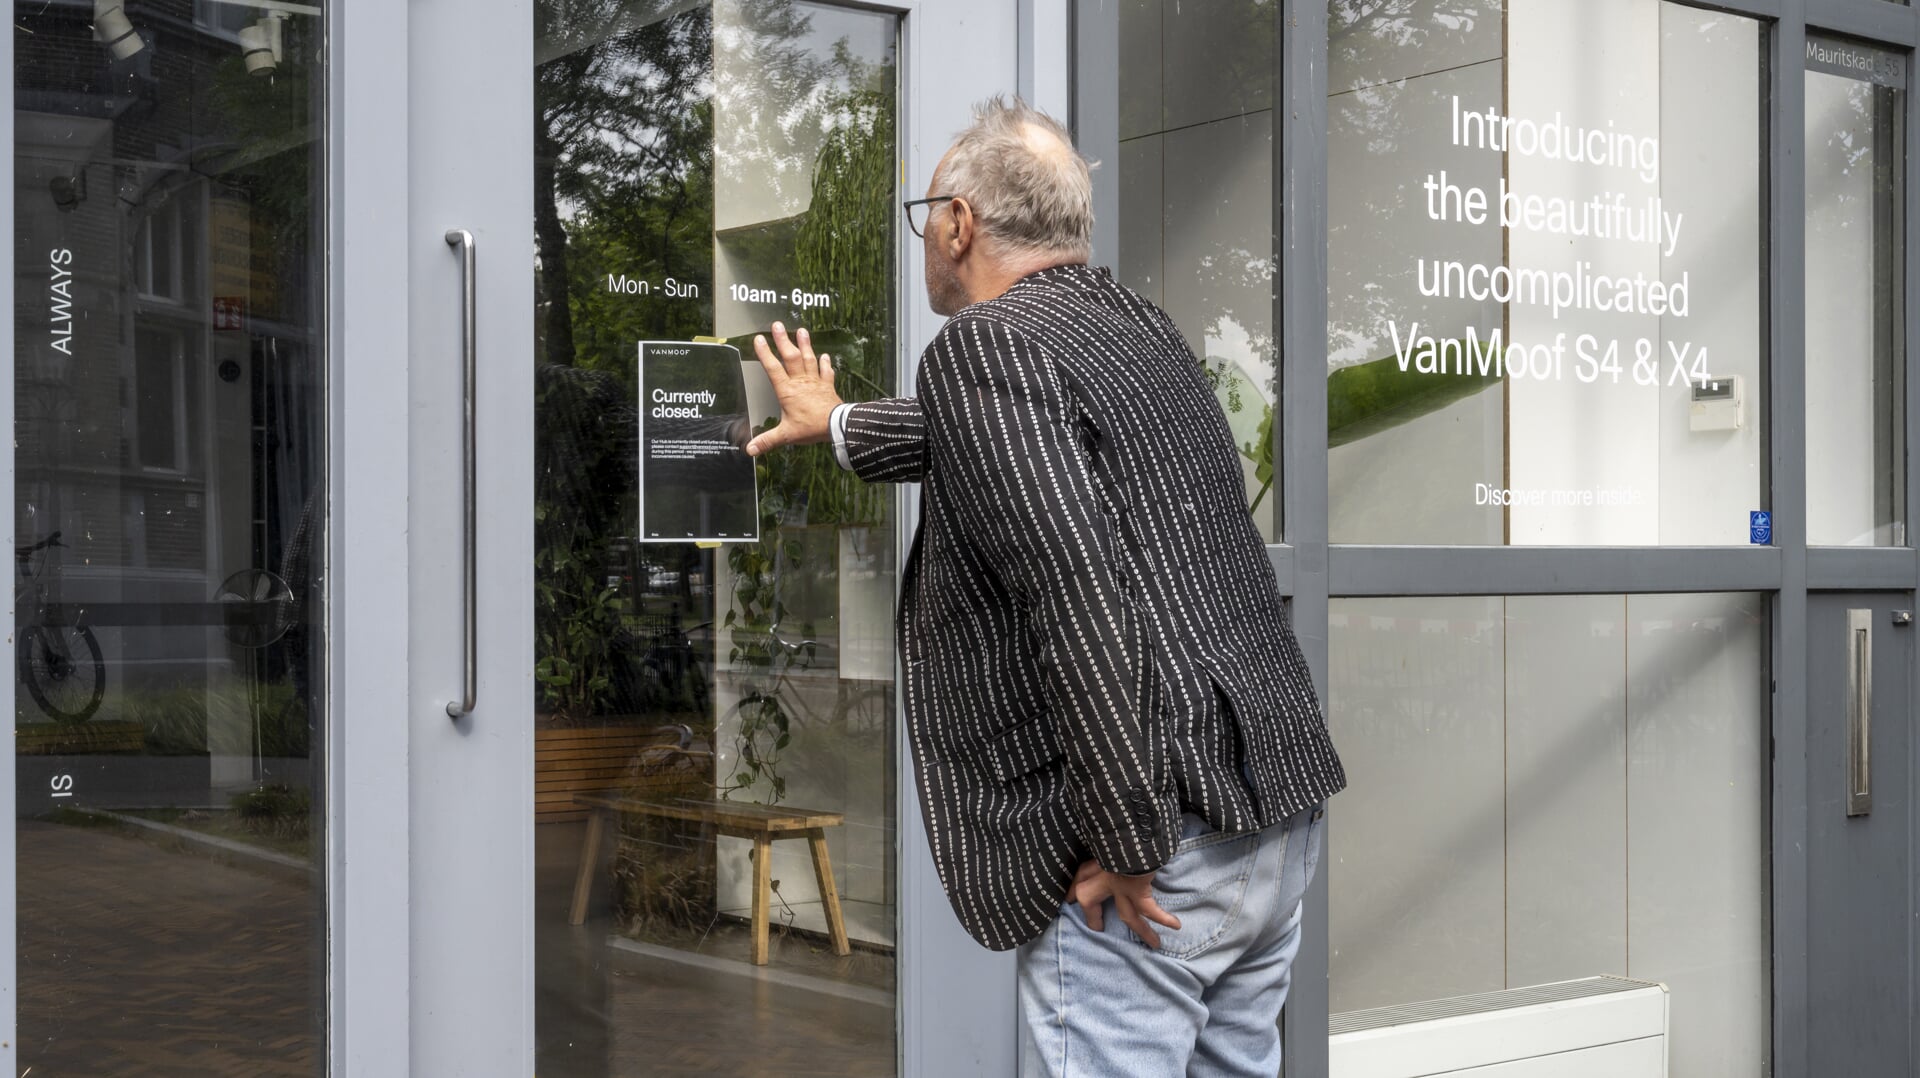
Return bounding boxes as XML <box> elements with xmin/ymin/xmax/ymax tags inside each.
<box><xmin>93</xmin><ymin>0</ymin><xmax>146</xmax><ymax>60</ymax></box>
<box><xmin>238</xmin><ymin>11</ymin><xmax>286</xmax><ymax>77</ymax></box>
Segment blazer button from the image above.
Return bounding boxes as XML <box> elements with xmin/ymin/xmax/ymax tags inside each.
<box><xmin>1126</xmin><ymin>791</ymin><xmax>1155</xmax><ymax>823</ymax></box>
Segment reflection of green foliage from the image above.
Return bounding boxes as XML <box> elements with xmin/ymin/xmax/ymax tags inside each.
<box><xmin>538</xmin><ymin>3</ymin><xmax>718</xmax><ymax>370</ymax></box>
<box><xmin>55</xmin><ymin>680</ymin><xmax>311</xmax><ymax>757</ymax></box>
<box><xmin>1202</xmin><ymin>361</ymin><xmax>1275</xmax><ymax>512</ymax></box>
<box><xmin>232</xmin><ymin>783</ymin><xmax>312</xmax><ymax>845</ymax></box>
<box><xmin>535</xmin><ymin>5</ymin><xmax>717</xmax><ymax>721</ymax></box>
<box><xmin>531</xmin><ymin>0</ymin><xmax>898</xmax><ymax>764</ymax></box>
<box><xmin>1328</xmin><ymin>351</ymin><xmax>1501</xmax><ymax>447</ymax></box>
<box><xmin>794</xmin><ymin>48</ymin><xmax>896</xmax><ymax>376</ymax></box>
<box><xmin>535</xmin><ymin>365</ymin><xmax>635</xmax><ymax>720</ymax></box>
<box><xmin>232</xmin><ymin>782</ymin><xmax>309</xmax><ymax>820</ymax></box>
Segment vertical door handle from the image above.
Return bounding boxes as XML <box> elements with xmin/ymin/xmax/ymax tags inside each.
<box><xmin>446</xmin><ymin>229</ymin><xmax>477</xmax><ymax>719</ymax></box>
<box><xmin>1845</xmin><ymin>608</ymin><xmax>1872</xmax><ymax>816</ymax></box>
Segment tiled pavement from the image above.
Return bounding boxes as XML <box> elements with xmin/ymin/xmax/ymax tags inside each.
<box><xmin>15</xmin><ymin>819</ymin><xmax>322</xmax><ymax>1077</ymax></box>
<box><xmin>538</xmin><ymin>819</ymin><xmax>896</xmax><ymax>1077</ymax></box>
<box><xmin>15</xmin><ymin>818</ymin><xmax>895</xmax><ymax>1077</ymax></box>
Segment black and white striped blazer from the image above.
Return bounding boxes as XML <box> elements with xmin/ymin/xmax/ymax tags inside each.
<box><xmin>842</xmin><ymin>264</ymin><xmax>1346</xmax><ymax>951</ymax></box>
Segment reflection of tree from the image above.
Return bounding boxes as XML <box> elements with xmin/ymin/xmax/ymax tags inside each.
<box><xmin>712</xmin><ymin>0</ymin><xmax>839</xmax><ymax>219</ymax></box>
<box><xmin>770</xmin><ymin>39</ymin><xmax>896</xmax><ymax>528</ymax></box>
<box><xmin>1806</xmin><ymin>77</ymin><xmax>1890</xmax><ymax>227</ymax></box>
<box><xmin>534</xmin><ymin>1</ymin><xmax>718</xmax><ymax>718</ymax></box>
<box><xmin>1806</xmin><ymin>72</ymin><xmax>1903</xmax><ymax>532</ymax></box>
<box><xmin>537</xmin><ymin>0</ymin><xmax>717</xmax><ymax>372</ymax></box>
<box><xmin>533</xmin><ymin>0</ymin><xmax>899</xmax><ymax>724</ymax></box>
<box><xmin>1329</xmin><ymin>0</ymin><xmax>1497</xmax><ymax>64</ymax></box>
<box><xmin>1325</xmin><ymin>2</ymin><xmax>1500</xmax><ymax>365</ymax></box>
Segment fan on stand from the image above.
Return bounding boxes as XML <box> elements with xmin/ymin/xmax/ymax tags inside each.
<box><xmin>216</xmin><ymin>568</ymin><xmax>295</xmax><ymax>782</ymax></box>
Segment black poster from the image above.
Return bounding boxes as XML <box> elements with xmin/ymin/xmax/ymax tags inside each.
<box><xmin>637</xmin><ymin>340</ymin><xmax>759</xmax><ymax>542</ymax></box>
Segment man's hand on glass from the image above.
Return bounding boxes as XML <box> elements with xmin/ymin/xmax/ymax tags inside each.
<box><xmin>746</xmin><ymin>322</ymin><xmax>843</xmax><ymax>457</ymax></box>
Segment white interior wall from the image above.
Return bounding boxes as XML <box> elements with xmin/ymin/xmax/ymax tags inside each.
<box><xmin>1625</xmin><ymin>592</ymin><xmax>1768</xmax><ymax>1078</ymax></box>
<box><xmin>1326</xmin><ymin>597</ymin><xmax>1508</xmax><ymax>1013</ymax></box>
<box><xmin>711</xmin><ymin>549</ymin><xmax>896</xmax><ymax>948</ymax></box>
<box><xmin>1506</xmin><ymin>0</ymin><xmax>1663</xmax><ymax>544</ymax></box>
<box><xmin>1328</xmin><ymin>591</ymin><xmax>1769</xmax><ymax>1078</ymax></box>
<box><xmin>1655</xmin><ymin>9</ymin><xmax>1764</xmax><ymax>545</ymax></box>
<box><xmin>1503</xmin><ymin>595</ymin><xmax>1628</xmax><ymax>986</ymax></box>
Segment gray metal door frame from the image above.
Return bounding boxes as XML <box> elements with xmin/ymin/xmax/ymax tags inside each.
<box><xmin>327</xmin><ymin>2</ymin><xmax>416</xmax><ymax>1072</ymax></box>
<box><xmin>0</xmin><ymin>21</ymin><xmax>16</xmax><ymax>1075</ymax></box>
<box><xmin>1063</xmin><ymin>0</ymin><xmax>1919</xmax><ymax>1073</ymax></box>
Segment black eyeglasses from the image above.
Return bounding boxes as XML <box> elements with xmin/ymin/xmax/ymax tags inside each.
<box><xmin>903</xmin><ymin>195</ymin><xmax>959</xmax><ymax>238</ymax></box>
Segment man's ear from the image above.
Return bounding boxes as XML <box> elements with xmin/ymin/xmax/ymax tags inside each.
<box><xmin>945</xmin><ymin>197</ymin><xmax>975</xmax><ymax>261</ymax></box>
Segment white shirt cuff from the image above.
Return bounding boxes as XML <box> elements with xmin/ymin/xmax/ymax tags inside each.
<box><xmin>829</xmin><ymin>403</ymin><xmax>854</xmax><ymax>471</ymax></box>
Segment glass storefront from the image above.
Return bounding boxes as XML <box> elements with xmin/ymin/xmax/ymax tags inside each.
<box><xmin>532</xmin><ymin>2</ymin><xmax>899</xmax><ymax>1073</ymax></box>
<box><xmin>1327</xmin><ymin>593</ymin><xmax>1770</xmax><ymax>1075</ymax></box>
<box><xmin>2</xmin><ymin>1</ymin><xmax>1917</xmax><ymax>1074</ymax></box>
<box><xmin>1082</xmin><ymin>2</ymin><xmax>1917</xmax><ymax>1074</ymax></box>
<box><xmin>1327</xmin><ymin>0</ymin><xmax>1766</xmax><ymax>546</ymax></box>
<box><xmin>13</xmin><ymin>1</ymin><xmax>328</xmax><ymax>1072</ymax></box>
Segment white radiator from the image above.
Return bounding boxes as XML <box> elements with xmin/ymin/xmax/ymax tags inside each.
<box><xmin>1329</xmin><ymin>976</ymin><xmax>1669</xmax><ymax>1078</ymax></box>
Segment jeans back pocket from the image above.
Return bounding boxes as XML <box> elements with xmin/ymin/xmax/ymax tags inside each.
<box><xmin>1130</xmin><ymin>829</ymin><xmax>1261</xmax><ymax>960</ymax></box>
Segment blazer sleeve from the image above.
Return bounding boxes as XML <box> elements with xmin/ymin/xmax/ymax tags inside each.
<box><xmin>841</xmin><ymin>397</ymin><xmax>928</xmax><ymax>484</ymax></box>
<box><xmin>918</xmin><ymin>315</ymin><xmax>1173</xmax><ymax>876</ymax></box>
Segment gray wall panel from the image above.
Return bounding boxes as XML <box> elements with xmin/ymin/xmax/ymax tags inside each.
<box><xmin>900</xmin><ymin>3</ymin><xmax>1026</xmax><ymax>1075</ymax></box>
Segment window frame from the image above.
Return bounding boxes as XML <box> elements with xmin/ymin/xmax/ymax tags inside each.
<box><xmin>1273</xmin><ymin>3</ymin><xmax>1920</xmax><ymax>1074</ymax></box>
<box><xmin>1078</xmin><ymin>0</ymin><xmax>1920</xmax><ymax>1073</ymax></box>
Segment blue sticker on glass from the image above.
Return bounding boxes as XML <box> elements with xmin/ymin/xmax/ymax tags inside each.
<box><xmin>1750</xmin><ymin>510</ymin><xmax>1772</xmax><ymax>545</ymax></box>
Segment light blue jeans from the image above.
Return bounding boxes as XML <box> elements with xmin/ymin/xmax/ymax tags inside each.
<box><xmin>1016</xmin><ymin>805</ymin><xmax>1323</xmax><ymax>1078</ymax></box>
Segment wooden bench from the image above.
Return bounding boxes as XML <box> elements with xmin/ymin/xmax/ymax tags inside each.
<box><xmin>569</xmin><ymin>792</ymin><xmax>851</xmax><ymax>965</ymax></box>
<box><xmin>535</xmin><ymin>727</ymin><xmax>686</xmax><ymax>823</ymax></box>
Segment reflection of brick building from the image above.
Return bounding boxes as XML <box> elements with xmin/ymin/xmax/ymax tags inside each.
<box><xmin>13</xmin><ymin>1</ymin><xmax>323</xmax><ymax>706</ymax></box>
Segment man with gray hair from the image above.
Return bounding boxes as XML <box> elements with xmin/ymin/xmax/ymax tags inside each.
<box><xmin>748</xmin><ymin>97</ymin><xmax>1345</xmax><ymax>1076</ymax></box>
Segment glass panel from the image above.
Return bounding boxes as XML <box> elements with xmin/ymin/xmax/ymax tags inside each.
<box><xmin>1112</xmin><ymin>0</ymin><xmax>1279</xmax><ymax>540</ymax></box>
<box><xmin>1326</xmin><ymin>2</ymin><xmax>1766</xmax><ymax>545</ymax></box>
<box><xmin>14</xmin><ymin>2</ymin><xmax>328</xmax><ymax>1073</ymax></box>
<box><xmin>1805</xmin><ymin>37</ymin><xmax>1907</xmax><ymax>546</ymax></box>
<box><xmin>533</xmin><ymin>2</ymin><xmax>899</xmax><ymax>1073</ymax></box>
<box><xmin>1327</xmin><ymin>593</ymin><xmax>1770</xmax><ymax>1075</ymax></box>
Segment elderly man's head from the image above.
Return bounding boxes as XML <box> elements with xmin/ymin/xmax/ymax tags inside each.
<box><xmin>922</xmin><ymin>98</ymin><xmax>1094</xmax><ymax>316</ymax></box>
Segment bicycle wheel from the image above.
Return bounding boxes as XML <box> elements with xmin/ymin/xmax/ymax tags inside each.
<box><xmin>20</xmin><ymin>624</ymin><xmax>105</xmax><ymax>724</ymax></box>
<box><xmin>839</xmin><ymin>686</ymin><xmax>894</xmax><ymax>740</ymax></box>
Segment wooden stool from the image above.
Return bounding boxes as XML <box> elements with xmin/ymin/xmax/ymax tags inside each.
<box><xmin>569</xmin><ymin>792</ymin><xmax>851</xmax><ymax>965</ymax></box>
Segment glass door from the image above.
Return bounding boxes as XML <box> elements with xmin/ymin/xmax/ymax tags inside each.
<box><xmin>410</xmin><ymin>1</ymin><xmax>909</xmax><ymax>1073</ymax></box>
<box><xmin>530</xmin><ymin>4</ymin><xmax>903</xmax><ymax>1073</ymax></box>
<box><xmin>11</xmin><ymin>2</ymin><xmax>330</xmax><ymax>1072</ymax></box>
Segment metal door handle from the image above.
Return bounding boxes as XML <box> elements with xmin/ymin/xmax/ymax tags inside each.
<box><xmin>1845</xmin><ymin>608</ymin><xmax>1872</xmax><ymax>816</ymax></box>
<box><xmin>446</xmin><ymin>229</ymin><xmax>477</xmax><ymax>719</ymax></box>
